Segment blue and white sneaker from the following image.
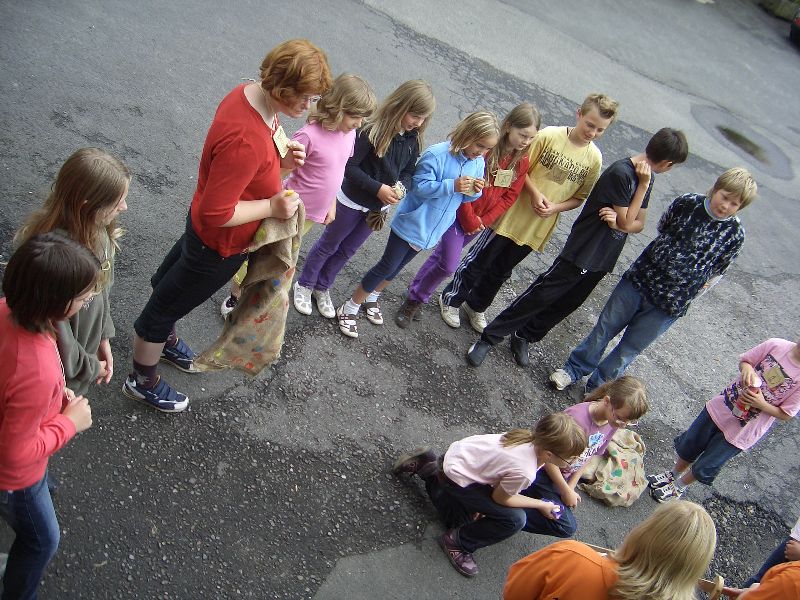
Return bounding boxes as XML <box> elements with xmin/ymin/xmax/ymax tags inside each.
<box><xmin>160</xmin><ymin>337</ymin><xmax>198</xmax><ymax>373</ymax></box>
<box><xmin>122</xmin><ymin>375</ymin><xmax>189</xmax><ymax>413</ymax></box>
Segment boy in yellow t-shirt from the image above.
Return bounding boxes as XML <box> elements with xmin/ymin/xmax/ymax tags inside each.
<box><xmin>440</xmin><ymin>93</ymin><xmax>617</xmax><ymax>335</ymax></box>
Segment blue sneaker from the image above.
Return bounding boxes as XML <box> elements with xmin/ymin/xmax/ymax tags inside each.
<box><xmin>122</xmin><ymin>375</ymin><xmax>189</xmax><ymax>413</ymax></box>
<box><xmin>160</xmin><ymin>337</ymin><xmax>198</xmax><ymax>373</ymax></box>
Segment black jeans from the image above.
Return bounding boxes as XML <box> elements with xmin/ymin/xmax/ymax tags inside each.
<box><xmin>482</xmin><ymin>257</ymin><xmax>606</xmax><ymax>345</ymax></box>
<box><xmin>134</xmin><ymin>214</ymin><xmax>247</xmax><ymax>343</ymax></box>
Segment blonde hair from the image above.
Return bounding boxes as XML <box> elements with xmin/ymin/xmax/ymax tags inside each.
<box><xmin>502</xmin><ymin>412</ymin><xmax>587</xmax><ymax>459</ymax></box>
<box><xmin>16</xmin><ymin>148</ymin><xmax>130</xmax><ymax>289</ymax></box>
<box><xmin>580</xmin><ymin>93</ymin><xmax>619</xmax><ymax>122</ymax></box>
<box><xmin>585</xmin><ymin>375</ymin><xmax>649</xmax><ymax>420</ymax></box>
<box><xmin>308</xmin><ymin>73</ymin><xmax>377</xmax><ymax>131</ymax></box>
<box><xmin>708</xmin><ymin>167</ymin><xmax>757</xmax><ymax>209</ymax></box>
<box><xmin>610</xmin><ymin>501</ymin><xmax>717</xmax><ymax>600</ymax></box>
<box><xmin>448</xmin><ymin>111</ymin><xmax>501</xmax><ymax>155</ymax></box>
<box><xmin>364</xmin><ymin>80</ymin><xmax>435</xmax><ymax>157</ymax></box>
<box><xmin>259</xmin><ymin>39</ymin><xmax>333</xmax><ymax>102</ymax></box>
<box><xmin>485</xmin><ymin>102</ymin><xmax>540</xmax><ymax>181</ymax></box>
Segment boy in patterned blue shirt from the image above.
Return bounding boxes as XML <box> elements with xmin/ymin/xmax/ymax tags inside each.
<box><xmin>550</xmin><ymin>167</ymin><xmax>757</xmax><ymax>392</ymax></box>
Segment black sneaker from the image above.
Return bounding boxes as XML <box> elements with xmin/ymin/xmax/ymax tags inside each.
<box><xmin>160</xmin><ymin>337</ymin><xmax>198</xmax><ymax>373</ymax></box>
<box><xmin>122</xmin><ymin>375</ymin><xmax>189</xmax><ymax>413</ymax></box>
<box><xmin>395</xmin><ymin>298</ymin><xmax>422</xmax><ymax>329</ymax></box>
<box><xmin>467</xmin><ymin>339</ymin><xmax>492</xmax><ymax>367</ymax></box>
<box><xmin>510</xmin><ymin>333</ymin><xmax>530</xmax><ymax>367</ymax></box>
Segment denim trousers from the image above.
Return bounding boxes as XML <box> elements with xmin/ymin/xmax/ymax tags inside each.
<box><xmin>674</xmin><ymin>407</ymin><xmax>741</xmax><ymax>485</ymax></box>
<box><xmin>407</xmin><ymin>221</ymin><xmax>476</xmax><ymax>304</ymax></box>
<box><xmin>360</xmin><ymin>230</ymin><xmax>419</xmax><ymax>293</ymax></box>
<box><xmin>744</xmin><ymin>537</ymin><xmax>791</xmax><ymax>586</ymax></box>
<box><xmin>0</xmin><ymin>474</ymin><xmax>60</xmax><ymax>600</ymax></box>
<box><xmin>563</xmin><ymin>277</ymin><xmax>678</xmax><ymax>391</ymax></box>
<box><xmin>519</xmin><ymin>469</ymin><xmax>577</xmax><ymax>538</ymax></box>
<box><xmin>134</xmin><ymin>214</ymin><xmax>247</xmax><ymax>343</ymax></box>
<box><xmin>297</xmin><ymin>202</ymin><xmax>375</xmax><ymax>292</ymax></box>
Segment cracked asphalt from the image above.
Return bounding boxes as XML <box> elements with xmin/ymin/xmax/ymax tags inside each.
<box><xmin>1</xmin><ymin>0</ymin><xmax>798</xmax><ymax>597</ymax></box>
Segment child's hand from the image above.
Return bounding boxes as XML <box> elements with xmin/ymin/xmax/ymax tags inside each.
<box><xmin>270</xmin><ymin>190</ymin><xmax>300</xmax><ymax>219</ymax></box>
<box><xmin>63</xmin><ymin>395</ymin><xmax>92</xmax><ymax>433</ymax></box>
<box><xmin>533</xmin><ymin>197</ymin><xmax>556</xmax><ymax>218</ymax></box>
<box><xmin>455</xmin><ymin>176</ymin><xmax>474</xmax><ymax>194</ymax></box>
<box><xmin>95</xmin><ymin>360</ymin><xmax>109</xmax><ymax>385</ymax></box>
<box><xmin>740</xmin><ymin>386</ymin><xmax>768</xmax><ymax>410</ymax></box>
<box><xmin>786</xmin><ymin>538</ymin><xmax>800</xmax><ymax>560</ymax></box>
<box><xmin>280</xmin><ymin>140</ymin><xmax>306</xmax><ymax>171</ymax></box>
<box><xmin>323</xmin><ymin>201</ymin><xmax>336</xmax><ymax>225</ymax></box>
<box><xmin>472</xmin><ymin>178</ymin><xmax>486</xmax><ymax>193</ymax></box>
<box><xmin>740</xmin><ymin>362</ymin><xmax>757</xmax><ymax>387</ymax></box>
<box><xmin>561</xmin><ymin>488</ymin><xmax>581</xmax><ymax>508</ymax></box>
<box><xmin>635</xmin><ymin>160</ymin><xmax>652</xmax><ymax>185</ymax></box>
<box><xmin>537</xmin><ymin>501</ymin><xmax>560</xmax><ymax>520</ymax></box>
<box><xmin>599</xmin><ymin>207</ymin><xmax>619</xmax><ymax>230</ymax></box>
<box><xmin>97</xmin><ymin>338</ymin><xmax>114</xmax><ymax>384</ymax></box>
<box><xmin>377</xmin><ymin>184</ymin><xmax>400</xmax><ymax>206</ymax></box>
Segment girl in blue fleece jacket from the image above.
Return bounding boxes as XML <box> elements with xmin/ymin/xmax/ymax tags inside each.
<box><xmin>337</xmin><ymin>111</ymin><xmax>500</xmax><ymax>339</ymax></box>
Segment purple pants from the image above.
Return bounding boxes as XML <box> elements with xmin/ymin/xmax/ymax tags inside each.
<box><xmin>297</xmin><ymin>201</ymin><xmax>375</xmax><ymax>291</ymax></box>
<box><xmin>408</xmin><ymin>221</ymin><xmax>476</xmax><ymax>304</ymax></box>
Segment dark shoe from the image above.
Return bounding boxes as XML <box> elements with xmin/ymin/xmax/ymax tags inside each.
<box><xmin>395</xmin><ymin>298</ymin><xmax>422</xmax><ymax>329</ymax></box>
<box><xmin>438</xmin><ymin>530</ymin><xmax>478</xmax><ymax>577</ymax></box>
<box><xmin>392</xmin><ymin>446</ymin><xmax>437</xmax><ymax>477</ymax></box>
<box><xmin>510</xmin><ymin>333</ymin><xmax>530</xmax><ymax>367</ymax></box>
<box><xmin>160</xmin><ymin>338</ymin><xmax>198</xmax><ymax>373</ymax></box>
<box><xmin>122</xmin><ymin>375</ymin><xmax>189</xmax><ymax>413</ymax></box>
<box><xmin>466</xmin><ymin>339</ymin><xmax>492</xmax><ymax>367</ymax></box>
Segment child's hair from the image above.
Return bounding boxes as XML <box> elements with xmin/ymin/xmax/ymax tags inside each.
<box><xmin>449</xmin><ymin>111</ymin><xmax>501</xmax><ymax>155</ymax></box>
<box><xmin>580</xmin><ymin>93</ymin><xmax>619</xmax><ymax>122</ymax></box>
<box><xmin>259</xmin><ymin>39</ymin><xmax>333</xmax><ymax>102</ymax></box>
<box><xmin>485</xmin><ymin>102</ymin><xmax>541</xmax><ymax>180</ymax></box>
<box><xmin>16</xmin><ymin>148</ymin><xmax>130</xmax><ymax>289</ymax></box>
<box><xmin>363</xmin><ymin>80</ymin><xmax>435</xmax><ymax>157</ymax></box>
<box><xmin>501</xmin><ymin>412</ymin><xmax>587</xmax><ymax>459</ymax></box>
<box><xmin>709</xmin><ymin>167</ymin><xmax>757</xmax><ymax>209</ymax></box>
<box><xmin>645</xmin><ymin>128</ymin><xmax>689</xmax><ymax>165</ymax></box>
<box><xmin>610</xmin><ymin>501</ymin><xmax>716</xmax><ymax>600</ymax></box>
<box><xmin>3</xmin><ymin>232</ymin><xmax>100</xmax><ymax>334</ymax></box>
<box><xmin>584</xmin><ymin>375</ymin><xmax>649</xmax><ymax>421</ymax></box>
<box><xmin>307</xmin><ymin>73</ymin><xmax>377</xmax><ymax>131</ymax></box>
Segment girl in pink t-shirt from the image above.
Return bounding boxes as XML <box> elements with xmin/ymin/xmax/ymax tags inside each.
<box><xmin>392</xmin><ymin>413</ymin><xmax>587</xmax><ymax>578</ymax></box>
<box><xmin>527</xmin><ymin>376</ymin><xmax>648</xmax><ymax>537</ymax></box>
<box><xmin>221</xmin><ymin>73</ymin><xmax>377</xmax><ymax>318</ymax></box>
<box><xmin>649</xmin><ymin>337</ymin><xmax>800</xmax><ymax>502</ymax></box>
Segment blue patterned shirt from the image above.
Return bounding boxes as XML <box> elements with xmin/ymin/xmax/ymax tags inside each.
<box><xmin>624</xmin><ymin>193</ymin><xmax>745</xmax><ymax>317</ymax></box>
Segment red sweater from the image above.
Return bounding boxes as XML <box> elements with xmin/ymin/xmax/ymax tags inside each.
<box><xmin>0</xmin><ymin>301</ymin><xmax>76</xmax><ymax>491</ymax></box>
<box><xmin>457</xmin><ymin>153</ymin><xmax>530</xmax><ymax>233</ymax></box>
<box><xmin>190</xmin><ymin>84</ymin><xmax>282</xmax><ymax>257</ymax></box>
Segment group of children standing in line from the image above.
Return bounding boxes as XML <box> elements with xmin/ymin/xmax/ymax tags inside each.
<box><xmin>1</xmin><ymin>36</ymin><xmax>797</xmax><ymax>599</ymax></box>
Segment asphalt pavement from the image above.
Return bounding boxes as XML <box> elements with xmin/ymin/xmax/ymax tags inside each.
<box><xmin>0</xmin><ymin>1</ymin><xmax>798</xmax><ymax>598</ymax></box>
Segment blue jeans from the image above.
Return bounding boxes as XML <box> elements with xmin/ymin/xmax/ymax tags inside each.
<box><xmin>360</xmin><ymin>230</ymin><xmax>419</xmax><ymax>293</ymax></box>
<box><xmin>563</xmin><ymin>277</ymin><xmax>678</xmax><ymax>391</ymax></box>
<box><xmin>0</xmin><ymin>474</ymin><xmax>60</xmax><ymax>600</ymax></box>
<box><xmin>744</xmin><ymin>537</ymin><xmax>791</xmax><ymax>587</ymax></box>
<box><xmin>520</xmin><ymin>469</ymin><xmax>577</xmax><ymax>538</ymax></box>
<box><xmin>674</xmin><ymin>407</ymin><xmax>741</xmax><ymax>485</ymax></box>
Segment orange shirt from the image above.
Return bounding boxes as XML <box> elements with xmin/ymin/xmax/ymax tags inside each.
<box><xmin>740</xmin><ymin>562</ymin><xmax>800</xmax><ymax>600</ymax></box>
<box><xmin>504</xmin><ymin>540</ymin><xmax>618</xmax><ymax>600</ymax></box>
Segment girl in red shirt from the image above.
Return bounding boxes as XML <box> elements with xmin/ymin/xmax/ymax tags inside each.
<box><xmin>0</xmin><ymin>232</ymin><xmax>96</xmax><ymax>599</ymax></box>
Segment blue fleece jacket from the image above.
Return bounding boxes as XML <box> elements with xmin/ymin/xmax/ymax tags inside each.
<box><xmin>390</xmin><ymin>141</ymin><xmax>485</xmax><ymax>250</ymax></box>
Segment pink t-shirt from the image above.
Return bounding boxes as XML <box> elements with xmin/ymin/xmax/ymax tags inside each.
<box><xmin>706</xmin><ymin>339</ymin><xmax>800</xmax><ymax>451</ymax></box>
<box><xmin>284</xmin><ymin>121</ymin><xmax>355</xmax><ymax>223</ymax></box>
<box><xmin>443</xmin><ymin>433</ymin><xmax>539</xmax><ymax>496</ymax></box>
<box><xmin>563</xmin><ymin>403</ymin><xmax>616</xmax><ymax>478</ymax></box>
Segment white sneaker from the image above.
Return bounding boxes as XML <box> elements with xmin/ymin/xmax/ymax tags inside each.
<box><xmin>549</xmin><ymin>368</ymin><xmax>574</xmax><ymax>391</ymax></box>
<box><xmin>293</xmin><ymin>281</ymin><xmax>313</xmax><ymax>315</ymax></box>
<box><xmin>462</xmin><ymin>303</ymin><xmax>487</xmax><ymax>333</ymax></box>
<box><xmin>438</xmin><ymin>294</ymin><xmax>460</xmax><ymax>328</ymax></box>
<box><xmin>313</xmin><ymin>289</ymin><xmax>336</xmax><ymax>319</ymax></box>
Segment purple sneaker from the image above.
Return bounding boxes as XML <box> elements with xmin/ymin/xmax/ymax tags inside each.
<box><xmin>438</xmin><ymin>530</ymin><xmax>478</xmax><ymax>577</ymax></box>
<box><xmin>392</xmin><ymin>447</ymin><xmax>436</xmax><ymax>476</ymax></box>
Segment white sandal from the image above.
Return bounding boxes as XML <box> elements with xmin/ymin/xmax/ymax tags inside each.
<box><xmin>336</xmin><ymin>305</ymin><xmax>358</xmax><ymax>338</ymax></box>
<box><xmin>293</xmin><ymin>281</ymin><xmax>312</xmax><ymax>315</ymax></box>
<box><xmin>364</xmin><ymin>301</ymin><xmax>384</xmax><ymax>325</ymax></box>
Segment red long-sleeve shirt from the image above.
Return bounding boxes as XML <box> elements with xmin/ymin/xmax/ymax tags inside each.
<box><xmin>0</xmin><ymin>300</ymin><xmax>76</xmax><ymax>491</ymax></box>
<box><xmin>457</xmin><ymin>153</ymin><xmax>530</xmax><ymax>233</ymax></box>
<box><xmin>190</xmin><ymin>84</ymin><xmax>282</xmax><ymax>257</ymax></box>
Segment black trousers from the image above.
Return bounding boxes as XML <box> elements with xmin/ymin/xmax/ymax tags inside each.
<box><xmin>481</xmin><ymin>257</ymin><xmax>607</xmax><ymax>345</ymax></box>
<box><xmin>441</xmin><ymin>230</ymin><xmax>532</xmax><ymax>313</ymax></box>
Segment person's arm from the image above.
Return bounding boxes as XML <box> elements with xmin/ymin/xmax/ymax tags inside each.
<box><xmin>740</xmin><ymin>386</ymin><xmax>792</xmax><ymax>421</ymax></box>
<box><xmin>397</xmin><ymin>137</ymin><xmax>420</xmax><ymax>192</ymax></box>
<box><xmin>709</xmin><ymin>229</ymin><xmax>745</xmax><ymax>278</ymax></box>
<box><xmin>492</xmin><ymin>485</ymin><xmax>559</xmax><ymax>518</ymax></box>
<box><xmin>411</xmin><ymin>150</ymin><xmax>472</xmax><ymax>199</ymax></box>
<box><xmin>55</xmin><ymin>320</ymin><xmax>104</xmax><ymax>388</ymax></box>
<box><xmin>343</xmin><ymin>132</ymin><xmax>383</xmax><ymax>195</ymax></box>
<box><xmin>601</xmin><ymin>161</ymin><xmax>652</xmax><ymax>233</ymax></box>
<box><xmin>456</xmin><ymin>202</ymin><xmax>482</xmax><ymax>234</ymax></box>
<box><xmin>543</xmin><ymin>462</ymin><xmax>580</xmax><ymax>508</ymax></box>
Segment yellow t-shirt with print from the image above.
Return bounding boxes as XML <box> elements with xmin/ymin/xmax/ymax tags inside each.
<box><xmin>491</xmin><ymin>126</ymin><xmax>602</xmax><ymax>252</ymax></box>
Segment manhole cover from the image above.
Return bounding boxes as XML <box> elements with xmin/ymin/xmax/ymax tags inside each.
<box><xmin>691</xmin><ymin>104</ymin><xmax>793</xmax><ymax>180</ymax></box>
